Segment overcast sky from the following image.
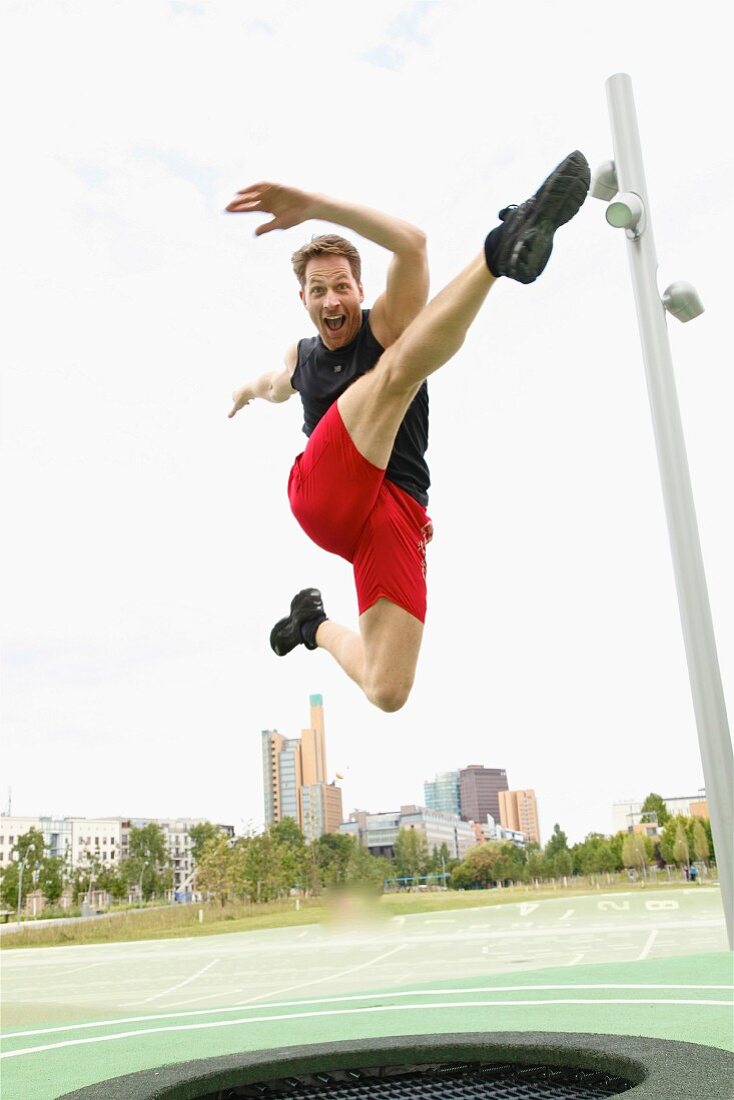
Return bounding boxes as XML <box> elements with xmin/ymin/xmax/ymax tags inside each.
<box><xmin>2</xmin><ymin>0</ymin><xmax>732</xmax><ymax>845</ymax></box>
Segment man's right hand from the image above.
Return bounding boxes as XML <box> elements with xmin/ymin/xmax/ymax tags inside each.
<box><xmin>228</xmin><ymin>385</ymin><xmax>254</xmax><ymax>418</ymax></box>
<box><xmin>225</xmin><ymin>182</ymin><xmax>316</xmax><ymax>235</ymax></box>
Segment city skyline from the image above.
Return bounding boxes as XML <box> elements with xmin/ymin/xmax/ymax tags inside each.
<box><xmin>0</xmin><ymin>788</ymin><xmax>709</xmax><ymax>859</ymax></box>
<box><xmin>2</xmin><ymin>693</ymin><xmax>711</xmax><ymax>848</ymax></box>
<box><xmin>424</xmin><ymin>766</ymin><xmax>540</xmax><ymax>844</ymax></box>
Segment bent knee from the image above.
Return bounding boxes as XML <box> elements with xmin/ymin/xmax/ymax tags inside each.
<box><xmin>377</xmin><ymin>349</ymin><xmax>422</xmax><ymax>401</ymax></box>
<box><xmin>366</xmin><ymin>678</ymin><xmax>413</xmax><ymax>713</ymax></box>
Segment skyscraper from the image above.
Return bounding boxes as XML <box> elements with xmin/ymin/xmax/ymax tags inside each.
<box><xmin>459</xmin><ymin>765</ymin><xmax>509</xmax><ymax>825</ymax></box>
<box><xmin>261</xmin><ymin>694</ymin><xmax>343</xmax><ymax>839</ymax></box>
<box><xmin>498</xmin><ymin>789</ymin><xmax>541</xmax><ymax>845</ymax></box>
<box><xmin>424</xmin><ymin>771</ymin><xmax>461</xmax><ymax>816</ymax></box>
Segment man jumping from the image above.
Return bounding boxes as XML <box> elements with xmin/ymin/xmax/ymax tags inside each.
<box><xmin>227</xmin><ymin>152</ymin><xmax>590</xmax><ymax>712</ymax></box>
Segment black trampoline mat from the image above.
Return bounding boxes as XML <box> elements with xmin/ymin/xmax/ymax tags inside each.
<box><xmin>195</xmin><ymin>1060</ymin><xmax>631</xmax><ymax>1099</ymax></box>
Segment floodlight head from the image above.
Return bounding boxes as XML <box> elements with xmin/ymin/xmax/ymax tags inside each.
<box><xmin>591</xmin><ymin>160</ymin><xmax>619</xmax><ymax>201</ymax></box>
<box><xmin>606</xmin><ymin>191</ymin><xmax>645</xmax><ymax>236</ymax></box>
<box><xmin>663</xmin><ymin>280</ymin><xmax>705</xmax><ymax>323</ymax></box>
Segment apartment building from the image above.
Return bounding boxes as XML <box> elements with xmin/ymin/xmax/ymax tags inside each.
<box><xmin>0</xmin><ymin>814</ymin><xmax>231</xmax><ymax>896</ymax></box>
<box><xmin>0</xmin><ymin>815</ymin><xmax>122</xmax><ymax>870</ymax></box>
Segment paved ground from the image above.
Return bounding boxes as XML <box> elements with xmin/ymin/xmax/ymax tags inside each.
<box><xmin>1</xmin><ymin>887</ymin><xmax>732</xmax><ymax>1098</ymax></box>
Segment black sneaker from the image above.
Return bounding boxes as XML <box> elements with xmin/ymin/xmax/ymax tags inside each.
<box><xmin>484</xmin><ymin>150</ymin><xmax>590</xmax><ymax>284</ymax></box>
<box><xmin>269</xmin><ymin>588</ymin><xmax>327</xmax><ymax>656</ymax></box>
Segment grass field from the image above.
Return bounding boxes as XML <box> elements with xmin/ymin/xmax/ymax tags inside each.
<box><xmin>0</xmin><ymin>878</ymin><xmax>702</xmax><ymax>950</ymax></box>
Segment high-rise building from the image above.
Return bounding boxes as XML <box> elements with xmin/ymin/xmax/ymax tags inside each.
<box><xmin>261</xmin><ymin>694</ymin><xmax>343</xmax><ymax>839</ymax></box>
<box><xmin>459</xmin><ymin>765</ymin><xmax>508</xmax><ymax>825</ymax></box>
<box><xmin>498</xmin><ymin>789</ymin><xmax>541</xmax><ymax>845</ymax></box>
<box><xmin>301</xmin><ymin>782</ymin><xmax>344</xmax><ymax>842</ymax></box>
<box><xmin>424</xmin><ymin>771</ymin><xmax>461</xmax><ymax>816</ymax></box>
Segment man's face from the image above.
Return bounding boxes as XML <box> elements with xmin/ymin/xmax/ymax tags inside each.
<box><xmin>301</xmin><ymin>255</ymin><xmax>364</xmax><ymax>350</ymax></box>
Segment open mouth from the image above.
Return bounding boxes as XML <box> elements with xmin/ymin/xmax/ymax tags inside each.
<box><xmin>324</xmin><ymin>315</ymin><xmax>346</xmax><ymax>333</ymax></box>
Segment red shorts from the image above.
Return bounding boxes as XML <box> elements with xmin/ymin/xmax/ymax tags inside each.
<box><xmin>287</xmin><ymin>402</ymin><xmax>433</xmax><ymax>623</ymax></box>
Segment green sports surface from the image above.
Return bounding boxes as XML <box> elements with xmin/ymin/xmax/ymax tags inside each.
<box><xmin>2</xmin><ymin>887</ymin><xmax>732</xmax><ymax>1098</ymax></box>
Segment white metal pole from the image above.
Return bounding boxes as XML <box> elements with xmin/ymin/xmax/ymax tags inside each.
<box><xmin>16</xmin><ymin>857</ymin><xmax>25</xmax><ymax>928</ymax></box>
<box><xmin>604</xmin><ymin>72</ymin><xmax>733</xmax><ymax>947</ymax></box>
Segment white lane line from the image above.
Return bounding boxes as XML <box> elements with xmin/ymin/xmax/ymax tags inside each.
<box><xmin>5</xmin><ymin>998</ymin><xmax>732</xmax><ymax>1060</ymax></box>
<box><xmin>120</xmin><ymin>959</ymin><xmax>220</xmax><ymax>1007</ymax></box>
<box><xmin>565</xmin><ymin>954</ymin><xmax>585</xmax><ymax>967</ymax></box>
<box><xmin>560</xmin><ymin>910</ymin><xmax>575</xmax><ymax>921</ymax></box>
<box><xmin>637</xmin><ymin>930</ymin><xmax>658</xmax><ymax>961</ymax></box>
<box><xmin>7</xmin><ymin>983</ymin><xmax>732</xmax><ymax>1040</ymax></box>
<box><xmin>159</xmin><ymin>943</ymin><xmax>409</xmax><ymax>1010</ymax></box>
<box><xmin>38</xmin><ymin>962</ymin><xmax>107</xmax><ymax>979</ymax></box>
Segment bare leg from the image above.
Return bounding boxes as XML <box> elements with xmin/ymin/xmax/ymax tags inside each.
<box><xmin>279</xmin><ymin>156</ymin><xmax>591</xmax><ymax>710</ymax></box>
<box><xmin>339</xmin><ymin>253</ymin><xmax>495</xmax><ymax>467</ymax></box>
<box><xmin>315</xmin><ymin>598</ymin><xmax>423</xmax><ymax>713</ymax></box>
<box><xmin>314</xmin><ymin>257</ymin><xmax>493</xmax><ymax>708</ymax></box>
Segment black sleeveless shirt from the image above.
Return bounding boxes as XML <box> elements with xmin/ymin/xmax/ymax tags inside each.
<box><xmin>290</xmin><ymin>310</ymin><xmax>430</xmax><ymax>507</ymax></box>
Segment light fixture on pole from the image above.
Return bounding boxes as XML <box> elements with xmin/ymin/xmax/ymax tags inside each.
<box><xmin>16</xmin><ymin>843</ymin><xmax>35</xmax><ymax>928</ymax></box>
<box><xmin>593</xmin><ymin>72</ymin><xmax>732</xmax><ymax>949</ymax></box>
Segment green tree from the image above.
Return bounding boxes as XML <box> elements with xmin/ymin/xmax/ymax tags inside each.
<box><xmin>698</xmin><ymin>818</ymin><xmax>715</xmax><ymax>865</ymax></box>
<box><xmin>345</xmin><ymin>840</ymin><xmax>390</xmax><ymax>889</ymax></box>
<box><xmin>73</xmin><ymin>850</ymin><xmax>104</xmax><ymax>901</ymax></box>
<box><xmin>128</xmin><ymin>823</ymin><xmax>171</xmax><ymax>900</ymax></box>
<box><xmin>553</xmin><ymin>849</ymin><xmax>573</xmax><ymax>878</ymax></box>
<box><xmin>621</xmin><ymin>832</ymin><xmax>653</xmax><ymax>879</ymax></box>
<box><xmin>673</xmin><ymin>821</ymin><xmax>690</xmax><ymax>870</ymax></box>
<box><xmin>189</xmin><ymin>822</ymin><xmax>221</xmax><ymax>862</ymax></box>
<box><xmin>0</xmin><ymin>828</ymin><xmax>66</xmax><ymax>910</ymax></box>
<box><xmin>195</xmin><ymin>834</ymin><xmax>235</xmax><ymax>906</ymax></box>
<box><xmin>97</xmin><ymin>863</ymin><xmax>130</xmax><ymax>902</ymax></box>
<box><xmin>544</xmin><ymin>824</ymin><xmax>572</xmax><ymax>878</ymax></box>
<box><xmin>35</xmin><ymin>856</ymin><xmax>65</xmax><ymax>905</ymax></box>
<box><xmin>607</xmin><ymin>832</ymin><xmax>626</xmax><ymax>872</ymax></box>
<box><xmin>659</xmin><ymin>815</ymin><xmax>692</xmax><ymax>869</ymax></box>
<box><xmin>427</xmin><ymin>842</ymin><xmax>454</xmax><ymax>882</ymax></box>
<box><xmin>494</xmin><ymin>842</ymin><xmax>526</xmax><ymax>884</ymax></box>
<box><xmin>313</xmin><ymin>833</ymin><xmax>353</xmax><ymax>888</ymax></box>
<box><xmin>240</xmin><ymin>828</ymin><xmax>296</xmax><ymax>902</ymax></box>
<box><xmin>0</xmin><ymin>861</ymin><xmax>20</xmax><ymax>909</ymax></box>
<box><xmin>692</xmin><ymin>819</ymin><xmax>710</xmax><ymax>866</ymax></box>
<box><xmin>525</xmin><ymin>843</ymin><xmax>546</xmax><ymax>884</ymax></box>
<box><xmin>269</xmin><ymin>819</ymin><xmax>309</xmax><ymax>891</ymax></box>
<box><xmin>450</xmin><ymin>842</ymin><xmax>508</xmax><ymax>889</ymax></box>
<box><xmin>393</xmin><ymin>828</ymin><xmax>430</xmax><ymax>882</ymax></box>
<box><xmin>15</xmin><ymin>828</ymin><xmax>45</xmax><ymax>863</ymax></box>
<box><xmin>640</xmin><ymin>793</ymin><xmax>670</xmax><ymax>828</ymax></box>
<box><xmin>572</xmin><ymin>834</ymin><xmax>618</xmax><ymax>879</ymax></box>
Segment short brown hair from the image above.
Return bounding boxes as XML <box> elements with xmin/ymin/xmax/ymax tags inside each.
<box><xmin>291</xmin><ymin>233</ymin><xmax>362</xmax><ymax>288</ymax></box>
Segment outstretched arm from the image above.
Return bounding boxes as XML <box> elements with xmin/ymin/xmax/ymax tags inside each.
<box><xmin>226</xmin><ymin>183</ymin><xmax>429</xmax><ymax>348</ymax></box>
<box><xmin>228</xmin><ymin>347</ymin><xmax>297</xmax><ymax>419</ymax></box>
